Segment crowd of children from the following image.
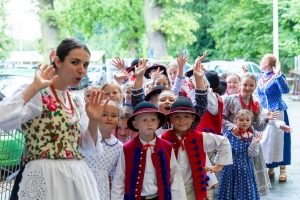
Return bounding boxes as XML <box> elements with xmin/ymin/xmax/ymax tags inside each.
<box><xmin>0</xmin><ymin>38</ymin><xmax>292</xmax><ymax>200</ymax></box>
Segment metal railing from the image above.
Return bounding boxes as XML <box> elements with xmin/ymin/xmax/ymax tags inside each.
<box><xmin>0</xmin><ymin>128</ymin><xmax>25</xmax><ymax>200</ymax></box>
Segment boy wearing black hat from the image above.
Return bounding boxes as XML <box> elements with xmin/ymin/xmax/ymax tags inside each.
<box><xmin>161</xmin><ymin>97</ymin><xmax>232</xmax><ymax>200</ymax></box>
<box><xmin>111</xmin><ymin>101</ymin><xmax>186</xmax><ymax>200</ymax></box>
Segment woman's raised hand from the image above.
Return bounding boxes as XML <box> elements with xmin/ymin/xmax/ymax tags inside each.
<box><xmin>273</xmin><ymin>61</ymin><xmax>281</xmax><ymax>76</ymax></box>
<box><xmin>112</xmin><ymin>56</ymin><xmax>125</xmax><ymax>70</ymax></box>
<box><xmin>34</xmin><ymin>64</ymin><xmax>58</xmax><ymax>90</ymax></box>
<box><xmin>85</xmin><ymin>90</ymin><xmax>109</xmax><ymax>122</ymax></box>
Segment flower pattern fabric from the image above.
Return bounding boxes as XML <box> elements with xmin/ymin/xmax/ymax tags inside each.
<box><xmin>21</xmin><ymin>90</ymin><xmax>83</xmax><ymax>162</ymax></box>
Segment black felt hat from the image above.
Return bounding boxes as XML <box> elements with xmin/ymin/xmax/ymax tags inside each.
<box><xmin>127</xmin><ymin>101</ymin><xmax>166</xmax><ymax>132</ymax></box>
<box><xmin>126</xmin><ymin>58</ymin><xmax>141</xmax><ymax>73</ymax></box>
<box><xmin>205</xmin><ymin>70</ymin><xmax>227</xmax><ymax>96</ymax></box>
<box><xmin>144</xmin><ymin>85</ymin><xmax>168</xmax><ymax>101</ymax></box>
<box><xmin>184</xmin><ymin>69</ymin><xmax>194</xmax><ymax>78</ymax></box>
<box><xmin>166</xmin><ymin>97</ymin><xmax>200</xmax><ymax>123</ymax></box>
<box><xmin>144</xmin><ymin>63</ymin><xmax>168</xmax><ymax>79</ymax></box>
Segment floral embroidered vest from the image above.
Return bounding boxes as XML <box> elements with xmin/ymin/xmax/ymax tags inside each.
<box><xmin>21</xmin><ymin>89</ymin><xmax>83</xmax><ymax>162</ymax></box>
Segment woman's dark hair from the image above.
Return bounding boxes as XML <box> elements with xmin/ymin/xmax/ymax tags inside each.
<box><xmin>52</xmin><ymin>38</ymin><xmax>90</xmax><ymax>68</ymax></box>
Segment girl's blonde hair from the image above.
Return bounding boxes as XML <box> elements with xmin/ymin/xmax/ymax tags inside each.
<box><xmin>104</xmin><ymin>100</ymin><xmax>122</xmax><ymax>116</ymax></box>
<box><xmin>122</xmin><ymin>81</ymin><xmax>134</xmax><ymax>93</ymax></box>
<box><xmin>119</xmin><ymin>106</ymin><xmax>133</xmax><ymax>120</ymax></box>
<box><xmin>101</xmin><ymin>80</ymin><xmax>122</xmax><ymax>93</ymax></box>
<box><xmin>241</xmin><ymin>72</ymin><xmax>257</xmax><ymax>84</ymax></box>
<box><xmin>226</xmin><ymin>73</ymin><xmax>241</xmax><ymax>82</ymax></box>
<box><xmin>264</xmin><ymin>54</ymin><xmax>276</xmax><ymax>68</ymax></box>
<box><xmin>84</xmin><ymin>85</ymin><xmax>102</xmax><ymax>96</ymax></box>
<box><xmin>167</xmin><ymin>60</ymin><xmax>178</xmax><ymax>69</ymax></box>
<box><xmin>233</xmin><ymin>109</ymin><xmax>253</xmax><ymax>123</ymax></box>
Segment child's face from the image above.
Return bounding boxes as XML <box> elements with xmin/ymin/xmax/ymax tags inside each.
<box><xmin>98</xmin><ymin>104</ymin><xmax>118</xmax><ymax>132</ymax></box>
<box><xmin>84</xmin><ymin>88</ymin><xmax>93</xmax><ymax>103</ymax></box>
<box><xmin>226</xmin><ymin>75</ymin><xmax>240</xmax><ymax>95</ymax></box>
<box><xmin>144</xmin><ymin>80</ymin><xmax>153</xmax><ymax>95</ymax></box>
<box><xmin>149</xmin><ymin>68</ymin><xmax>157</xmax><ymax>78</ymax></box>
<box><xmin>157</xmin><ymin>93</ymin><xmax>176</xmax><ymax>114</ymax></box>
<box><xmin>167</xmin><ymin>66</ymin><xmax>178</xmax><ymax>83</ymax></box>
<box><xmin>117</xmin><ymin>119</ymin><xmax>130</xmax><ymax>141</ymax></box>
<box><xmin>236</xmin><ymin>114</ymin><xmax>252</xmax><ymax>131</ymax></box>
<box><xmin>102</xmin><ymin>85</ymin><xmax>122</xmax><ymax>103</ymax></box>
<box><xmin>169</xmin><ymin>112</ymin><xmax>195</xmax><ymax>135</ymax></box>
<box><xmin>240</xmin><ymin>77</ymin><xmax>256</xmax><ymax>98</ymax></box>
<box><xmin>132</xmin><ymin>113</ymin><xmax>160</xmax><ymax>136</ymax></box>
<box><xmin>123</xmin><ymin>86</ymin><xmax>132</xmax><ymax>104</ymax></box>
<box><xmin>154</xmin><ymin>77</ymin><xmax>170</xmax><ymax>89</ymax></box>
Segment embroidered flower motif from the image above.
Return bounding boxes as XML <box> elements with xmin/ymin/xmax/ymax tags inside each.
<box><xmin>65</xmin><ymin>150</ymin><xmax>73</xmax><ymax>159</ymax></box>
<box><xmin>41</xmin><ymin>94</ymin><xmax>57</xmax><ymax>111</ymax></box>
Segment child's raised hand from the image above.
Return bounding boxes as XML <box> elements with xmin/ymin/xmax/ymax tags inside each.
<box><xmin>252</xmin><ymin>133</ymin><xmax>263</xmax><ymax>144</ymax></box>
<box><xmin>34</xmin><ymin>64</ymin><xmax>58</xmax><ymax>90</ymax></box>
<box><xmin>112</xmin><ymin>56</ymin><xmax>125</xmax><ymax>70</ymax></box>
<box><xmin>135</xmin><ymin>59</ymin><xmax>148</xmax><ymax>78</ymax></box>
<box><xmin>211</xmin><ymin>184</ymin><xmax>218</xmax><ymax>190</ymax></box>
<box><xmin>195</xmin><ymin>51</ymin><xmax>207</xmax><ymax>64</ymax></box>
<box><xmin>231</xmin><ymin>126</ymin><xmax>239</xmax><ymax>136</ymax></box>
<box><xmin>188</xmin><ymin>78</ymin><xmax>195</xmax><ymax>90</ymax></box>
<box><xmin>177</xmin><ymin>51</ymin><xmax>189</xmax><ymax>69</ymax></box>
<box><xmin>193</xmin><ymin>61</ymin><xmax>205</xmax><ymax>79</ymax></box>
<box><xmin>114</xmin><ymin>69</ymin><xmax>129</xmax><ymax>84</ymax></box>
<box><xmin>204</xmin><ymin>165</ymin><xmax>224</xmax><ymax>173</ymax></box>
<box><xmin>280</xmin><ymin>124</ymin><xmax>292</xmax><ymax>133</ymax></box>
<box><xmin>85</xmin><ymin>90</ymin><xmax>109</xmax><ymax>122</ymax></box>
<box><xmin>242</xmin><ymin>65</ymin><xmax>248</xmax><ymax>73</ymax></box>
<box><xmin>150</xmin><ymin>67</ymin><xmax>164</xmax><ymax>79</ymax></box>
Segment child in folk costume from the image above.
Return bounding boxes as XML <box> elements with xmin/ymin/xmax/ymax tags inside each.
<box><xmin>222</xmin><ymin>72</ymin><xmax>287</xmax><ymax>196</ymax></box>
<box><xmin>111</xmin><ymin>101</ymin><xmax>186</xmax><ymax>200</ymax></box>
<box><xmin>116</xmin><ymin>105</ymin><xmax>133</xmax><ymax>143</ymax></box>
<box><xmin>80</xmin><ymin>100</ymin><xmax>123</xmax><ymax>200</ymax></box>
<box><xmin>218</xmin><ymin>109</ymin><xmax>262</xmax><ymax>200</ymax></box>
<box><xmin>161</xmin><ymin>97</ymin><xmax>232</xmax><ymax>200</ymax></box>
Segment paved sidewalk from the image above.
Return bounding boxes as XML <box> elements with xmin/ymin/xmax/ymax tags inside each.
<box><xmin>260</xmin><ymin>95</ymin><xmax>300</xmax><ymax>200</ymax></box>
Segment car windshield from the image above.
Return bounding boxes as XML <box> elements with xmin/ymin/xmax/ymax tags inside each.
<box><xmin>214</xmin><ymin>64</ymin><xmax>242</xmax><ymax>74</ymax></box>
<box><xmin>0</xmin><ymin>75</ymin><xmax>33</xmax><ymax>97</ymax></box>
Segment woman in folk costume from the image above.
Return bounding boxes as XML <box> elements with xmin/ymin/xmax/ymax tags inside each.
<box><xmin>0</xmin><ymin>38</ymin><xmax>101</xmax><ymax>200</ymax></box>
<box><xmin>222</xmin><ymin>72</ymin><xmax>286</xmax><ymax>196</ymax></box>
<box><xmin>256</xmin><ymin>54</ymin><xmax>292</xmax><ymax>182</ymax></box>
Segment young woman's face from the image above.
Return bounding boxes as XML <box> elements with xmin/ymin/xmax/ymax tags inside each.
<box><xmin>117</xmin><ymin>119</ymin><xmax>130</xmax><ymax>141</ymax></box>
<box><xmin>169</xmin><ymin>112</ymin><xmax>195</xmax><ymax>135</ymax></box>
<box><xmin>102</xmin><ymin>85</ymin><xmax>122</xmax><ymax>103</ymax></box>
<box><xmin>154</xmin><ymin>77</ymin><xmax>170</xmax><ymax>89</ymax></box>
<box><xmin>144</xmin><ymin>80</ymin><xmax>153</xmax><ymax>95</ymax></box>
<box><xmin>260</xmin><ymin>55</ymin><xmax>269</xmax><ymax>71</ymax></box>
<box><xmin>167</xmin><ymin>66</ymin><xmax>178</xmax><ymax>83</ymax></box>
<box><xmin>240</xmin><ymin>77</ymin><xmax>256</xmax><ymax>98</ymax></box>
<box><xmin>98</xmin><ymin>104</ymin><xmax>119</xmax><ymax>133</ymax></box>
<box><xmin>226</xmin><ymin>75</ymin><xmax>240</xmax><ymax>95</ymax></box>
<box><xmin>236</xmin><ymin>114</ymin><xmax>252</xmax><ymax>131</ymax></box>
<box><xmin>123</xmin><ymin>86</ymin><xmax>132</xmax><ymax>104</ymax></box>
<box><xmin>55</xmin><ymin>48</ymin><xmax>90</xmax><ymax>88</ymax></box>
<box><xmin>157</xmin><ymin>93</ymin><xmax>176</xmax><ymax>114</ymax></box>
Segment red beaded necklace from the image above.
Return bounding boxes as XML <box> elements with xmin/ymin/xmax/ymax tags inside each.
<box><xmin>239</xmin><ymin>93</ymin><xmax>252</xmax><ymax>110</ymax></box>
<box><xmin>262</xmin><ymin>72</ymin><xmax>275</xmax><ymax>83</ymax></box>
<box><xmin>238</xmin><ymin>128</ymin><xmax>253</xmax><ymax>142</ymax></box>
<box><xmin>50</xmin><ymin>85</ymin><xmax>74</xmax><ymax>117</ymax></box>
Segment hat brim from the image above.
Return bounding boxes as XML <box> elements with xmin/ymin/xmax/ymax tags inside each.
<box><xmin>144</xmin><ymin>88</ymin><xmax>167</xmax><ymax>101</ymax></box>
<box><xmin>127</xmin><ymin>110</ymin><xmax>166</xmax><ymax>132</ymax></box>
<box><xmin>166</xmin><ymin>109</ymin><xmax>201</xmax><ymax>123</ymax></box>
<box><xmin>144</xmin><ymin>65</ymin><xmax>168</xmax><ymax>79</ymax></box>
<box><xmin>126</xmin><ymin>66</ymin><xmax>135</xmax><ymax>73</ymax></box>
<box><xmin>212</xmin><ymin>77</ymin><xmax>227</xmax><ymax>96</ymax></box>
<box><xmin>184</xmin><ymin>69</ymin><xmax>193</xmax><ymax>78</ymax></box>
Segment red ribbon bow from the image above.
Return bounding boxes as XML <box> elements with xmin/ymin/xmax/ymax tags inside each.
<box><xmin>179</xmin><ymin>134</ymin><xmax>186</xmax><ymax>150</ymax></box>
<box><xmin>144</xmin><ymin>143</ymin><xmax>154</xmax><ymax>151</ymax></box>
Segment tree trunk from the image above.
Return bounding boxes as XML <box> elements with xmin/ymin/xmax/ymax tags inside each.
<box><xmin>128</xmin><ymin>38</ymin><xmax>139</xmax><ymax>58</ymax></box>
<box><xmin>143</xmin><ymin>0</ymin><xmax>168</xmax><ymax>60</ymax></box>
<box><xmin>38</xmin><ymin>0</ymin><xmax>58</xmax><ymax>64</ymax></box>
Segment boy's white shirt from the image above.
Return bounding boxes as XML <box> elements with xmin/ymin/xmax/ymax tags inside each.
<box><xmin>111</xmin><ymin>136</ymin><xmax>187</xmax><ymax>200</ymax></box>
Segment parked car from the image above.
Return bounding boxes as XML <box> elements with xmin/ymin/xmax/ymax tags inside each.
<box><xmin>69</xmin><ymin>74</ymin><xmax>90</xmax><ymax>90</ymax></box>
<box><xmin>202</xmin><ymin>60</ymin><xmax>228</xmax><ymax>71</ymax></box>
<box><xmin>87</xmin><ymin>65</ymin><xmax>106</xmax><ymax>85</ymax></box>
<box><xmin>214</xmin><ymin>61</ymin><xmax>261</xmax><ymax>77</ymax></box>
<box><xmin>0</xmin><ymin>74</ymin><xmax>28</xmax><ymax>168</ymax></box>
<box><xmin>15</xmin><ymin>64</ymin><xmax>37</xmax><ymax>70</ymax></box>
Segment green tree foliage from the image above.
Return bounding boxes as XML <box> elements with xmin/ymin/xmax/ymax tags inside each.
<box><xmin>0</xmin><ymin>0</ymin><xmax>12</xmax><ymax>60</ymax></box>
